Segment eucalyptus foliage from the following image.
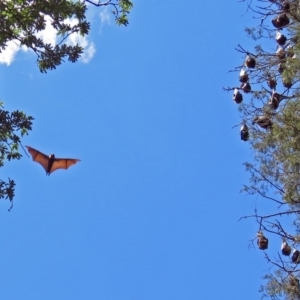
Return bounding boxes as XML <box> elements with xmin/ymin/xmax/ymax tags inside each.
<box><xmin>227</xmin><ymin>0</ymin><xmax>300</xmax><ymax>298</ymax></box>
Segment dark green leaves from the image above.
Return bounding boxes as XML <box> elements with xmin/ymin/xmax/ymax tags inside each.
<box><xmin>0</xmin><ymin>103</ymin><xmax>33</xmax><ymax>204</ymax></box>
<box><xmin>0</xmin><ymin>0</ymin><xmax>133</xmax><ymax>72</ymax></box>
<box><xmin>0</xmin><ymin>0</ymin><xmax>90</xmax><ymax>72</ymax></box>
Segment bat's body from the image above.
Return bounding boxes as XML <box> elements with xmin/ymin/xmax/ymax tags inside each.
<box><xmin>26</xmin><ymin>146</ymin><xmax>80</xmax><ymax>175</ymax></box>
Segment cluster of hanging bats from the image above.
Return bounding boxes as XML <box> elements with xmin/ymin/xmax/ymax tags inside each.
<box><xmin>230</xmin><ymin>0</ymin><xmax>300</xmax><ymax>290</ymax></box>
<box><xmin>232</xmin><ymin>2</ymin><xmax>293</xmax><ymax>142</ymax></box>
<box><xmin>257</xmin><ymin>231</ymin><xmax>300</xmax><ymax>264</ymax></box>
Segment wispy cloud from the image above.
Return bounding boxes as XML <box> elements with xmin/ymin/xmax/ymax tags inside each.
<box><xmin>82</xmin><ymin>42</ymin><xmax>96</xmax><ymax>63</ymax></box>
<box><xmin>99</xmin><ymin>7</ymin><xmax>111</xmax><ymax>25</ymax></box>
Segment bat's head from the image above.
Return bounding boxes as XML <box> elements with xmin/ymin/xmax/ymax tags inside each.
<box><xmin>49</xmin><ymin>154</ymin><xmax>55</xmax><ymax>159</ymax></box>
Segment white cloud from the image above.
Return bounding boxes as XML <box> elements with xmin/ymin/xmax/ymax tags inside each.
<box><xmin>36</xmin><ymin>15</ymin><xmax>57</xmax><ymax>46</ymax></box>
<box><xmin>0</xmin><ymin>40</ymin><xmax>21</xmax><ymax>65</ymax></box>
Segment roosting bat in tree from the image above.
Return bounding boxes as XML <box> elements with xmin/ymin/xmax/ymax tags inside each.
<box><xmin>26</xmin><ymin>146</ymin><xmax>80</xmax><ymax>175</ymax></box>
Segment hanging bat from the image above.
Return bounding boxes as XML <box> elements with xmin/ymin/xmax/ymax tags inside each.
<box><xmin>26</xmin><ymin>146</ymin><xmax>80</xmax><ymax>175</ymax></box>
<box><xmin>240</xmin><ymin>124</ymin><xmax>249</xmax><ymax>141</ymax></box>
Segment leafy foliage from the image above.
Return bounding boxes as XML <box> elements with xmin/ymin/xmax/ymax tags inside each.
<box><xmin>0</xmin><ymin>0</ymin><xmax>89</xmax><ymax>72</ymax></box>
<box><xmin>0</xmin><ymin>103</ymin><xmax>33</xmax><ymax>208</ymax></box>
<box><xmin>0</xmin><ymin>0</ymin><xmax>133</xmax><ymax>72</ymax></box>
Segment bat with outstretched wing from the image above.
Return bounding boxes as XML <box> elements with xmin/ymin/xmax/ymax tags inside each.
<box><xmin>26</xmin><ymin>146</ymin><xmax>80</xmax><ymax>175</ymax></box>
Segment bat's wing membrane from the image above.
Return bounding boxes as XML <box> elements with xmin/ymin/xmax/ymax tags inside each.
<box><xmin>50</xmin><ymin>158</ymin><xmax>80</xmax><ymax>174</ymax></box>
<box><xmin>26</xmin><ymin>146</ymin><xmax>49</xmax><ymax>173</ymax></box>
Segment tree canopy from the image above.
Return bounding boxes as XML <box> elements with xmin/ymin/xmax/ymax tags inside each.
<box><xmin>226</xmin><ymin>0</ymin><xmax>300</xmax><ymax>298</ymax></box>
<box><xmin>0</xmin><ymin>0</ymin><xmax>133</xmax><ymax>73</ymax></box>
<box><xmin>0</xmin><ymin>0</ymin><xmax>133</xmax><ymax>209</ymax></box>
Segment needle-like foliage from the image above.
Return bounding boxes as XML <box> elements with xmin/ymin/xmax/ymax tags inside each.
<box><xmin>226</xmin><ymin>0</ymin><xmax>300</xmax><ymax>298</ymax></box>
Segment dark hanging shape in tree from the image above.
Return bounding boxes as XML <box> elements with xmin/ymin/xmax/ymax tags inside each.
<box><xmin>268</xmin><ymin>92</ymin><xmax>282</xmax><ymax>110</ymax></box>
<box><xmin>268</xmin><ymin>97</ymin><xmax>279</xmax><ymax>110</ymax></box>
<box><xmin>281</xmin><ymin>241</ymin><xmax>291</xmax><ymax>256</ymax></box>
<box><xmin>267</xmin><ymin>77</ymin><xmax>277</xmax><ymax>90</ymax></box>
<box><xmin>253</xmin><ymin>116</ymin><xmax>272</xmax><ymax>129</ymax></box>
<box><xmin>245</xmin><ymin>55</ymin><xmax>256</xmax><ymax>68</ymax></box>
<box><xmin>278</xmin><ymin>63</ymin><xmax>285</xmax><ymax>74</ymax></box>
<box><xmin>240</xmin><ymin>82</ymin><xmax>251</xmax><ymax>93</ymax></box>
<box><xmin>239</xmin><ymin>69</ymin><xmax>249</xmax><ymax>83</ymax></box>
<box><xmin>276</xmin><ymin>48</ymin><xmax>286</xmax><ymax>60</ymax></box>
<box><xmin>240</xmin><ymin>124</ymin><xmax>249</xmax><ymax>141</ymax></box>
<box><xmin>282</xmin><ymin>1</ymin><xmax>290</xmax><ymax>11</ymax></box>
<box><xmin>292</xmin><ymin>249</ymin><xmax>300</xmax><ymax>263</ymax></box>
<box><xmin>233</xmin><ymin>88</ymin><xmax>243</xmax><ymax>104</ymax></box>
<box><xmin>257</xmin><ymin>231</ymin><xmax>268</xmax><ymax>250</ymax></box>
<box><xmin>276</xmin><ymin>32</ymin><xmax>287</xmax><ymax>46</ymax></box>
<box><xmin>272</xmin><ymin>13</ymin><xmax>290</xmax><ymax>28</ymax></box>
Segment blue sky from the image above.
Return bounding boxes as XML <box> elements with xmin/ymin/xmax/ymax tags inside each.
<box><xmin>0</xmin><ymin>1</ymin><xmax>282</xmax><ymax>299</ymax></box>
